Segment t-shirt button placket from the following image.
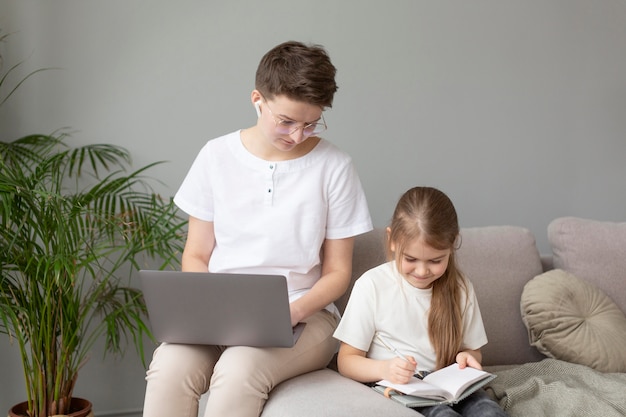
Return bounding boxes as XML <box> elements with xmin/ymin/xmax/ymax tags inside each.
<box><xmin>264</xmin><ymin>163</ymin><xmax>275</xmax><ymax>205</ymax></box>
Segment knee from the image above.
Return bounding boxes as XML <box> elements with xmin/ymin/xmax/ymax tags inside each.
<box><xmin>211</xmin><ymin>347</ymin><xmax>272</xmax><ymax>393</ymax></box>
<box><xmin>212</xmin><ymin>348</ymin><xmax>259</xmax><ymax>382</ymax></box>
<box><xmin>463</xmin><ymin>392</ymin><xmax>508</xmax><ymax>417</ymax></box>
<box><xmin>420</xmin><ymin>405</ymin><xmax>460</xmax><ymax>417</ymax></box>
<box><xmin>474</xmin><ymin>400</ymin><xmax>508</xmax><ymax>417</ymax></box>
<box><xmin>146</xmin><ymin>344</ymin><xmax>214</xmax><ymax>394</ymax></box>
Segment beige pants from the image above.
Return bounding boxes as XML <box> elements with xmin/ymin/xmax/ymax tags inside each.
<box><xmin>143</xmin><ymin>309</ymin><xmax>339</xmax><ymax>417</ymax></box>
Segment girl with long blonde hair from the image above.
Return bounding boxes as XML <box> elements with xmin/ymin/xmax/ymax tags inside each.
<box><xmin>334</xmin><ymin>187</ymin><xmax>507</xmax><ymax>416</ymax></box>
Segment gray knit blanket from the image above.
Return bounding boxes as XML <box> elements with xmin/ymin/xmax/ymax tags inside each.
<box><xmin>485</xmin><ymin>359</ymin><xmax>626</xmax><ymax>417</ymax></box>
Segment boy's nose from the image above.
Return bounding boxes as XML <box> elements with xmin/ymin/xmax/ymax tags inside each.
<box><xmin>289</xmin><ymin>127</ymin><xmax>307</xmax><ymax>143</ymax></box>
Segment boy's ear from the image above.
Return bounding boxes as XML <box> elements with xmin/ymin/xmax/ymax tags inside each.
<box><xmin>251</xmin><ymin>89</ymin><xmax>263</xmax><ymax>103</ymax></box>
<box><xmin>251</xmin><ymin>90</ymin><xmax>263</xmax><ymax>117</ymax></box>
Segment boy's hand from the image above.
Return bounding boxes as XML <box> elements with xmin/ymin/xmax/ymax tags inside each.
<box><xmin>383</xmin><ymin>356</ymin><xmax>417</xmax><ymax>384</ymax></box>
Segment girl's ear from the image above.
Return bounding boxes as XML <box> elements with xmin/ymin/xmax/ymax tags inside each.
<box><xmin>386</xmin><ymin>227</ymin><xmax>395</xmax><ymax>252</ymax></box>
<box><xmin>454</xmin><ymin>233</ymin><xmax>462</xmax><ymax>250</ymax></box>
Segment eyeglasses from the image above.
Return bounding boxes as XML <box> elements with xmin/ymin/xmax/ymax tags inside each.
<box><xmin>262</xmin><ymin>100</ymin><xmax>327</xmax><ymax>137</ymax></box>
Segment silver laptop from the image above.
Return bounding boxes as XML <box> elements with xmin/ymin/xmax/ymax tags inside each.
<box><xmin>138</xmin><ymin>270</ymin><xmax>306</xmax><ymax>348</ymax></box>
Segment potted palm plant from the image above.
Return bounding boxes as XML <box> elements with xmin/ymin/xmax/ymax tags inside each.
<box><xmin>0</xmin><ymin>31</ymin><xmax>187</xmax><ymax>417</ymax></box>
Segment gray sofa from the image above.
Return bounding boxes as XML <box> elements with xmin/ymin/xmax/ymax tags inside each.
<box><xmin>200</xmin><ymin>217</ymin><xmax>626</xmax><ymax>417</ymax></box>
<box><xmin>255</xmin><ymin>217</ymin><xmax>626</xmax><ymax>417</ymax></box>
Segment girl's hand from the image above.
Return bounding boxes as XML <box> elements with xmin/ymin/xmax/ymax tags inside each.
<box><xmin>383</xmin><ymin>356</ymin><xmax>417</xmax><ymax>384</ymax></box>
<box><xmin>456</xmin><ymin>350</ymin><xmax>482</xmax><ymax>370</ymax></box>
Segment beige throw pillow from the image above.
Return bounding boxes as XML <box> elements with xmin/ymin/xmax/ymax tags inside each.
<box><xmin>521</xmin><ymin>269</ymin><xmax>626</xmax><ymax>373</ymax></box>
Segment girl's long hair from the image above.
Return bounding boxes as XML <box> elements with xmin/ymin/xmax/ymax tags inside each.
<box><xmin>387</xmin><ymin>187</ymin><xmax>468</xmax><ymax>370</ymax></box>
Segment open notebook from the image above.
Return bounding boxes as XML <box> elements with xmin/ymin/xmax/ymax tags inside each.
<box><xmin>138</xmin><ymin>270</ymin><xmax>305</xmax><ymax>348</ymax></box>
<box><xmin>374</xmin><ymin>363</ymin><xmax>496</xmax><ymax>407</ymax></box>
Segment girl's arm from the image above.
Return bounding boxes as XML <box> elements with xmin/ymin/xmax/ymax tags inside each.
<box><xmin>181</xmin><ymin>216</ymin><xmax>216</xmax><ymax>272</ymax></box>
<box><xmin>289</xmin><ymin>237</ymin><xmax>354</xmax><ymax>326</ymax></box>
<box><xmin>337</xmin><ymin>342</ymin><xmax>417</xmax><ymax>384</ymax></box>
<box><xmin>456</xmin><ymin>348</ymin><xmax>483</xmax><ymax>370</ymax></box>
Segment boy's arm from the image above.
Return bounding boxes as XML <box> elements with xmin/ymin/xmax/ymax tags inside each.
<box><xmin>289</xmin><ymin>237</ymin><xmax>354</xmax><ymax>325</ymax></box>
<box><xmin>337</xmin><ymin>342</ymin><xmax>416</xmax><ymax>384</ymax></box>
<box><xmin>181</xmin><ymin>216</ymin><xmax>216</xmax><ymax>272</ymax></box>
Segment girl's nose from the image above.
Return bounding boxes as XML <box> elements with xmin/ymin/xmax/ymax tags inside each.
<box><xmin>414</xmin><ymin>263</ymin><xmax>430</xmax><ymax>276</ymax></box>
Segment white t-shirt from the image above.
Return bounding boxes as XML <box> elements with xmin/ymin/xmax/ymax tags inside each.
<box><xmin>333</xmin><ymin>262</ymin><xmax>487</xmax><ymax>371</ymax></box>
<box><xmin>174</xmin><ymin>130</ymin><xmax>373</xmax><ymax>312</ymax></box>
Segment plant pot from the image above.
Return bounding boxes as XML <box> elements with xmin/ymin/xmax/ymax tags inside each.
<box><xmin>8</xmin><ymin>397</ymin><xmax>94</xmax><ymax>417</ymax></box>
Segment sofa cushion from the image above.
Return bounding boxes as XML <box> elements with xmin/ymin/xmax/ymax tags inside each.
<box><xmin>335</xmin><ymin>228</ymin><xmax>387</xmax><ymax>314</ymax></box>
<box><xmin>548</xmin><ymin>217</ymin><xmax>626</xmax><ymax>314</ymax></box>
<box><xmin>261</xmin><ymin>369</ymin><xmax>419</xmax><ymax>417</ymax></box>
<box><xmin>520</xmin><ymin>269</ymin><xmax>626</xmax><ymax>372</ymax></box>
<box><xmin>456</xmin><ymin>226</ymin><xmax>545</xmax><ymax>366</ymax></box>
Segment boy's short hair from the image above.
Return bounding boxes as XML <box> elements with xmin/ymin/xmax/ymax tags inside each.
<box><xmin>255</xmin><ymin>41</ymin><xmax>338</xmax><ymax>108</ymax></box>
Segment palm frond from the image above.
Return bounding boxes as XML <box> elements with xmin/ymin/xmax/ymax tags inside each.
<box><xmin>0</xmin><ymin>135</ymin><xmax>187</xmax><ymax>416</ymax></box>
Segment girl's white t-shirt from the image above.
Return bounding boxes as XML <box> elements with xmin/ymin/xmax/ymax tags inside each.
<box><xmin>333</xmin><ymin>262</ymin><xmax>488</xmax><ymax>371</ymax></box>
<box><xmin>174</xmin><ymin>130</ymin><xmax>373</xmax><ymax>312</ymax></box>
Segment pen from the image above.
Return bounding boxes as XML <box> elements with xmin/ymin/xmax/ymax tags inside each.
<box><xmin>375</xmin><ymin>333</ymin><xmax>427</xmax><ymax>380</ymax></box>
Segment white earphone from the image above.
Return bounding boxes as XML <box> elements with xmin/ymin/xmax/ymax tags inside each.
<box><xmin>254</xmin><ymin>100</ymin><xmax>262</xmax><ymax>118</ymax></box>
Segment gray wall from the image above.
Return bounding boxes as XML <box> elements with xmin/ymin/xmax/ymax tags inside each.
<box><xmin>1</xmin><ymin>1</ymin><xmax>625</xmax><ymax>415</ymax></box>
